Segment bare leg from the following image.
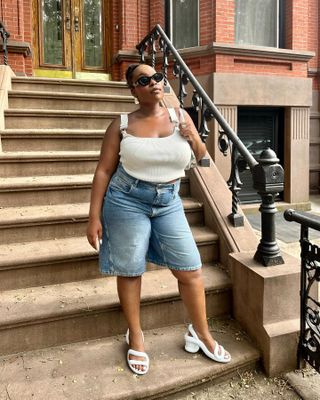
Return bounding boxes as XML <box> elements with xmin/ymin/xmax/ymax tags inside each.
<box><xmin>171</xmin><ymin>269</ymin><xmax>230</xmax><ymax>359</ymax></box>
<box><xmin>117</xmin><ymin>276</ymin><xmax>147</xmax><ymax>372</ymax></box>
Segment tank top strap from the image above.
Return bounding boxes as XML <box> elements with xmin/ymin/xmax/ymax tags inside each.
<box><xmin>120</xmin><ymin>114</ymin><xmax>129</xmax><ymax>133</ymax></box>
<box><xmin>178</xmin><ymin>108</ymin><xmax>186</xmax><ymax>123</ymax></box>
<box><xmin>167</xmin><ymin>108</ymin><xmax>179</xmax><ymax>124</ymax></box>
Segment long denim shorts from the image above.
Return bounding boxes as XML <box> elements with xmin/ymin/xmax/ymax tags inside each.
<box><xmin>99</xmin><ymin>164</ymin><xmax>202</xmax><ymax>276</ymax></box>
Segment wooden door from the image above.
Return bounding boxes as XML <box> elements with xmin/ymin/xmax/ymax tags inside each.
<box><xmin>33</xmin><ymin>0</ymin><xmax>111</xmax><ymax>79</ymax></box>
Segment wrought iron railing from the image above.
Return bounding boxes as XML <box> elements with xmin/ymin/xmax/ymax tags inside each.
<box><xmin>284</xmin><ymin>209</ymin><xmax>320</xmax><ymax>372</ymax></box>
<box><xmin>136</xmin><ymin>24</ymin><xmax>284</xmax><ymax>266</ymax></box>
<box><xmin>0</xmin><ymin>21</ymin><xmax>10</xmax><ymax>66</ymax></box>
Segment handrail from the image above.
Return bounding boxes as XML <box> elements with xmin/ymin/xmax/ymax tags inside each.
<box><xmin>136</xmin><ymin>25</ymin><xmax>285</xmax><ymax>266</ymax></box>
<box><xmin>284</xmin><ymin>208</ymin><xmax>320</xmax><ymax>231</ymax></box>
<box><xmin>137</xmin><ymin>25</ymin><xmax>257</xmax><ymax>168</ymax></box>
<box><xmin>0</xmin><ymin>21</ymin><xmax>10</xmax><ymax>66</ymax></box>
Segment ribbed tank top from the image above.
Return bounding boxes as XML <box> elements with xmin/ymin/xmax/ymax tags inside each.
<box><xmin>119</xmin><ymin>108</ymin><xmax>192</xmax><ymax>183</ymax></box>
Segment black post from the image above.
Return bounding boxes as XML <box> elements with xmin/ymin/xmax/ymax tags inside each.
<box><xmin>252</xmin><ymin>148</ymin><xmax>285</xmax><ymax>266</ymax></box>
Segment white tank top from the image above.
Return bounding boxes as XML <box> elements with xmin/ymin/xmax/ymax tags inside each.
<box><xmin>119</xmin><ymin>108</ymin><xmax>192</xmax><ymax>183</ymax></box>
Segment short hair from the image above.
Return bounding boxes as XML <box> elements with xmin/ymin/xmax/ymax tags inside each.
<box><xmin>125</xmin><ymin>63</ymin><xmax>146</xmax><ymax>88</ymax></box>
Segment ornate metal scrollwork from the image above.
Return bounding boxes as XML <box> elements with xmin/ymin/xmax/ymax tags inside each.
<box><xmin>0</xmin><ymin>21</ymin><xmax>10</xmax><ymax>66</ymax></box>
<box><xmin>300</xmin><ymin>238</ymin><xmax>320</xmax><ymax>372</ymax></box>
<box><xmin>227</xmin><ymin>145</ymin><xmax>244</xmax><ymax>227</ymax></box>
<box><xmin>218</xmin><ymin>130</ymin><xmax>229</xmax><ymax>156</ymax></box>
<box><xmin>137</xmin><ymin>43</ymin><xmax>147</xmax><ymax>63</ymax></box>
<box><xmin>173</xmin><ymin>61</ymin><xmax>189</xmax><ymax>106</ymax></box>
<box><xmin>159</xmin><ymin>38</ymin><xmax>170</xmax><ymax>86</ymax></box>
<box><xmin>149</xmin><ymin>35</ymin><xmax>157</xmax><ymax>68</ymax></box>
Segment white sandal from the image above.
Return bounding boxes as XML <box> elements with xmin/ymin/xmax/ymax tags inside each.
<box><xmin>125</xmin><ymin>329</ymin><xmax>149</xmax><ymax>375</ymax></box>
<box><xmin>184</xmin><ymin>324</ymin><xmax>231</xmax><ymax>363</ymax></box>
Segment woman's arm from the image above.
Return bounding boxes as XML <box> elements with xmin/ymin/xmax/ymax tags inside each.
<box><xmin>86</xmin><ymin>117</ymin><xmax>121</xmax><ymax>249</ymax></box>
<box><xmin>178</xmin><ymin>109</ymin><xmax>207</xmax><ymax>161</ymax></box>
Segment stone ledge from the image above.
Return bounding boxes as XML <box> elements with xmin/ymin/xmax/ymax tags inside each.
<box><xmin>0</xmin><ymin>40</ymin><xmax>31</xmax><ymax>56</ymax></box>
<box><xmin>114</xmin><ymin>44</ymin><xmax>314</xmax><ymax>65</ymax></box>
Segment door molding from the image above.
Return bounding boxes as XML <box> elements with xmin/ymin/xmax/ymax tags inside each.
<box><xmin>32</xmin><ymin>0</ymin><xmax>111</xmax><ymax>79</ymax></box>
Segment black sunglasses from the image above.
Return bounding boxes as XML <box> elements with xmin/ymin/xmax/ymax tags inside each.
<box><xmin>133</xmin><ymin>72</ymin><xmax>164</xmax><ymax>87</ymax></box>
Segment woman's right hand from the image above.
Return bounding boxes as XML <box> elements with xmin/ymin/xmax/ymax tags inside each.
<box><xmin>86</xmin><ymin>218</ymin><xmax>102</xmax><ymax>250</ymax></box>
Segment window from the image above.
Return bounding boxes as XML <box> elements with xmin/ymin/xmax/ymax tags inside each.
<box><xmin>165</xmin><ymin>0</ymin><xmax>199</xmax><ymax>49</ymax></box>
<box><xmin>235</xmin><ymin>0</ymin><xmax>285</xmax><ymax>48</ymax></box>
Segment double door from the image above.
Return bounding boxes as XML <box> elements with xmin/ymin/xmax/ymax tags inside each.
<box><xmin>33</xmin><ymin>0</ymin><xmax>110</xmax><ymax>78</ymax></box>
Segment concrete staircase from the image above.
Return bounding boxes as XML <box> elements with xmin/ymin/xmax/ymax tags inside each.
<box><xmin>0</xmin><ymin>77</ymin><xmax>259</xmax><ymax>399</ymax></box>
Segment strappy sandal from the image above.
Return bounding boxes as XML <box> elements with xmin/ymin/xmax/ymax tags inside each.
<box><xmin>125</xmin><ymin>329</ymin><xmax>150</xmax><ymax>375</ymax></box>
<box><xmin>184</xmin><ymin>324</ymin><xmax>231</xmax><ymax>363</ymax></box>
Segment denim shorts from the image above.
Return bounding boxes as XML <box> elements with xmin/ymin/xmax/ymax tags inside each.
<box><xmin>99</xmin><ymin>164</ymin><xmax>202</xmax><ymax>276</ymax></box>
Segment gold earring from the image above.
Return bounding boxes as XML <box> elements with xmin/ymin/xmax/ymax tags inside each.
<box><xmin>134</xmin><ymin>97</ymin><xmax>140</xmax><ymax>104</ymax></box>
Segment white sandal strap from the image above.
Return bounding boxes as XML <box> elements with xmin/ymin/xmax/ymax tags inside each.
<box><xmin>187</xmin><ymin>324</ymin><xmax>231</xmax><ymax>362</ymax></box>
<box><xmin>127</xmin><ymin>348</ymin><xmax>148</xmax><ymax>359</ymax></box>
<box><xmin>188</xmin><ymin>324</ymin><xmax>199</xmax><ymax>340</ymax></box>
<box><xmin>128</xmin><ymin>359</ymin><xmax>148</xmax><ymax>366</ymax></box>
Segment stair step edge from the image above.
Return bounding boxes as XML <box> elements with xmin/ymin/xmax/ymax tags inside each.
<box><xmin>8</xmin><ymin>90</ymin><xmax>134</xmax><ymax>102</ymax></box>
<box><xmin>0</xmin><ymin>198</ymin><xmax>203</xmax><ymax>226</ymax></box>
<box><xmin>0</xmin><ymin>320</ymin><xmax>260</xmax><ymax>400</ymax></box>
<box><xmin>4</xmin><ymin>109</ymin><xmax>123</xmax><ymax>116</ymax></box>
<box><xmin>0</xmin><ymin>175</ymin><xmax>93</xmax><ymax>190</ymax></box>
<box><xmin>11</xmin><ymin>77</ymin><xmax>128</xmax><ymax>87</ymax></box>
<box><xmin>0</xmin><ymin>265</ymin><xmax>230</xmax><ymax>328</ymax></box>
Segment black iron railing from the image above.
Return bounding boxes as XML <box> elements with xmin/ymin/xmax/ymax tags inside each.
<box><xmin>284</xmin><ymin>209</ymin><xmax>320</xmax><ymax>372</ymax></box>
<box><xmin>136</xmin><ymin>25</ymin><xmax>284</xmax><ymax>266</ymax></box>
<box><xmin>0</xmin><ymin>21</ymin><xmax>10</xmax><ymax>66</ymax></box>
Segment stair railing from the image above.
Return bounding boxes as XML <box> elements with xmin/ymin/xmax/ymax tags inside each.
<box><xmin>136</xmin><ymin>24</ymin><xmax>284</xmax><ymax>266</ymax></box>
<box><xmin>284</xmin><ymin>209</ymin><xmax>320</xmax><ymax>372</ymax></box>
<box><xmin>0</xmin><ymin>21</ymin><xmax>10</xmax><ymax>66</ymax></box>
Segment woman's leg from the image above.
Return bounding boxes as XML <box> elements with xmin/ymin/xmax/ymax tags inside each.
<box><xmin>117</xmin><ymin>275</ymin><xmax>147</xmax><ymax>372</ymax></box>
<box><xmin>171</xmin><ymin>268</ymin><xmax>230</xmax><ymax>359</ymax></box>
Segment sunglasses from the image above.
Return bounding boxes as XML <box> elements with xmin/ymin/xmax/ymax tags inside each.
<box><xmin>133</xmin><ymin>72</ymin><xmax>164</xmax><ymax>87</ymax></box>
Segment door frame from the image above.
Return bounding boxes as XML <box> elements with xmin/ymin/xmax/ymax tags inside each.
<box><xmin>32</xmin><ymin>0</ymin><xmax>112</xmax><ymax>79</ymax></box>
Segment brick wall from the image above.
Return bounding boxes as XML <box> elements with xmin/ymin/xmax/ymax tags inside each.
<box><xmin>215</xmin><ymin>0</ymin><xmax>234</xmax><ymax>43</ymax></box>
<box><xmin>307</xmin><ymin>0</ymin><xmax>319</xmax><ymax>90</ymax></box>
<box><xmin>0</xmin><ymin>0</ymin><xmax>32</xmax><ymax>75</ymax></box>
<box><xmin>1</xmin><ymin>0</ymin><xmax>317</xmax><ymax>83</ymax></box>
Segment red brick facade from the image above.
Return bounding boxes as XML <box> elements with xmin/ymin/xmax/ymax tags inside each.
<box><xmin>1</xmin><ymin>0</ymin><xmax>319</xmax><ymax>198</ymax></box>
<box><xmin>1</xmin><ymin>0</ymin><xmax>318</xmax><ymax>83</ymax></box>
<box><xmin>0</xmin><ymin>0</ymin><xmax>32</xmax><ymax>75</ymax></box>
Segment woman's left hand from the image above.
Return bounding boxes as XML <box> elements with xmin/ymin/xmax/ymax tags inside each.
<box><xmin>179</xmin><ymin>120</ymin><xmax>198</xmax><ymax>144</ymax></box>
<box><xmin>178</xmin><ymin>110</ymin><xmax>207</xmax><ymax>161</ymax></box>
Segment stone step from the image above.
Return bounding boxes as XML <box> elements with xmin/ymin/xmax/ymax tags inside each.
<box><xmin>11</xmin><ymin>76</ymin><xmax>131</xmax><ymax>95</ymax></box>
<box><xmin>0</xmin><ymin>265</ymin><xmax>231</xmax><ymax>356</ymax></box>
<box><xmin>0</xmin><ymin>320</ymin><xmax>260</xmax><ymax>400</ymax></box>
<box><xmin>8</xmin><ymin>90</ymin><xmax>137</xmax><ymax>112</ymax></box>
<box><xmin>0</xmin><ymin>225</ymin><xmax>217</xmax><ymax>290</ymax></box>
<box><xmin>4</xmin><ymin>109</ymin><xmax>118</xmax><ymax>129</ymax></box>
<box><xmin>0</xmin><ymin>151</ymin><xmax>99</xmax><ymax>177</ymax></box>
<box><xmin>0</xmin><ymin>201</ymin><xmax>211</xmax><ymax>245</ymax></box>
<box><xmin>0</xmin><ymin>129</ymin><xmax>105</xmax><ymax>151</ymax></box>
<box><xmin>0</xmin><ymin>175</ymin><xmax>190</xmax><ymax>207</ymax></box>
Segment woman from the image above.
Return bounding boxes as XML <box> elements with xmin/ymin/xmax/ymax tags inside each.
<box><xmin>86</xmin><ymin>63</ymin><xmax>231</xmax><ymax>375</ymax></box>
